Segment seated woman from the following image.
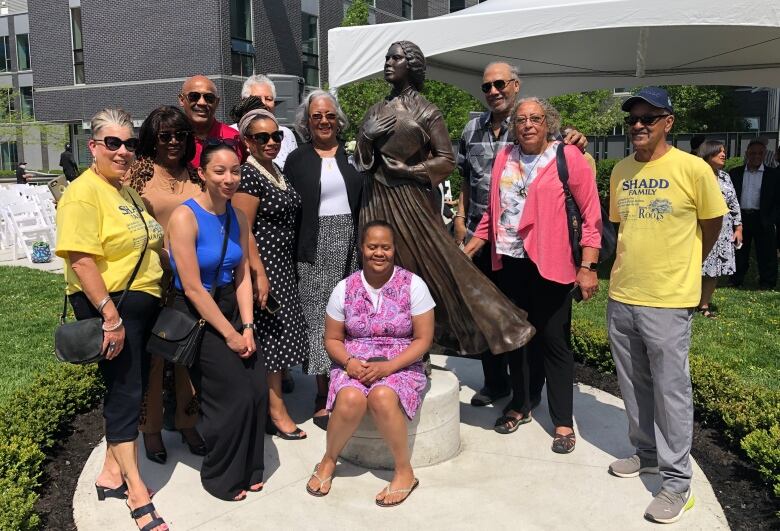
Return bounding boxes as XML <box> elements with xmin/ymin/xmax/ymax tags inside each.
<box><xmin>306</xmin><ymin>220</ymin><xmax>435</xmax><ymax>507</ymax></box>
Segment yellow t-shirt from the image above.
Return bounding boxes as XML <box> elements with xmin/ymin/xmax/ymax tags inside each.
<box><xmin>56</xmin><ymin>168</ymin><xmax>164</xmax><ymax>297</ymax></box>
<box><xmin>608</xmin><ymin>147</ymin><xmax>728</xmax><ymax>308</ymax></box>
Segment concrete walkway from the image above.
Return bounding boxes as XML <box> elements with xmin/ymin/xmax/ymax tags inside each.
<box><xmin>73</xmin><ymin>355</ymin><xmax>729</xmax><ymax>530</ymax></box>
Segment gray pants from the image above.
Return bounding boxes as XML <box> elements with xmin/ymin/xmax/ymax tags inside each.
<box><xmin>607</xmin><ymin>299</ymin><xmax>694</xmax><ymax>493</ymax></box>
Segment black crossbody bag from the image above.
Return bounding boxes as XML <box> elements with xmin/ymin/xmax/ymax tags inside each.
<box><xmin>556</xmin><ymin>143</ymin><xmax>616</xmax><ymax>267</ymax></box>
<box><xmin>146</xmin><ymin>208</ymin><xmax>232</xmax><ymax>367</ymax></box>
<box><xmin>54</xmin><ymin>194</ymin><xmax>149</xmax><ymax>364</ymax></box>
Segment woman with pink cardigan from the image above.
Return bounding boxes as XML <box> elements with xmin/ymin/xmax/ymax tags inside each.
<box><xmin>463</xmin><ymin>97</ymin><xmax>602</xmax><ymax>453</ymax></box>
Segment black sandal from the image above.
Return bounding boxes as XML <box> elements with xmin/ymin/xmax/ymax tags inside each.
<box><xmin>313</xmin><ymin>394</ymin><xmax>329</xmax><ymax>431</ymax></box>
<box><xmin>551</xmin><ymin>432</ymin><xmax>576</xmax><ymax>454</ymax></box>
<box><xmin>127</xmin><ymin>502</ymin><xmax>167</xmax><ymax>531</ymax></box>
<box><xmin>95</xmin><ymin>481</ymin><xmax>128</xmax><ymax>501</ymax></box>
<box><xmin>265</xmin><ymin>417</ymin><xmax>307</xmax><ymax>440</ymax></box>
<box><xmin>494</xmin><ymin>412</ymin><xmax>532</xmax><ymax>434</ymax></box>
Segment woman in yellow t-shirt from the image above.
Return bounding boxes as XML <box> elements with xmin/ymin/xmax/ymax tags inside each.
<box><xmin>55</xmin><ymin>109</ymin><xmax>168</xmax><ymax>531</ymax></box>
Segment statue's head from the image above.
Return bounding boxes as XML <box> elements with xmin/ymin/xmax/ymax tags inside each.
<box><xmin>386</xmin><ymin>41</ymin><xmax>426</xmax><ymax>92</ymax></box>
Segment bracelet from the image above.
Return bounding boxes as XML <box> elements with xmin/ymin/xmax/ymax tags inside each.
<box><xmin>102</xmin><ymin>317</ymin><xmax>123</xmax><ymax>332</ymax></box>
<box><xmin>453</xmin><ymin>214</ymin><xmax>466</xmax><ymax>220</ymax></box>
<box><xmin>96</xmin><ymin>295</ymin><xmax>111</xmax><ymax>315</ymax></box>
<box><xmin>343</xmin><ymin>356</ymin><xmax>355</xmax><ymax>369</ymax></box>
<box><xmin>241</xmin><ymin>323</ymin><xmax>256</xmax><ymax>331</ymax></box>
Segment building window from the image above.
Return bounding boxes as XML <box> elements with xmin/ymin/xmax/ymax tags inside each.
<box><xmin>402</xmin><ymin>0</ymin><xmax>412</xmax><ymax>18</ymax></box>
<box><xmin>20</xmin><ymin>87</ymin><xmax>33</xmax><ymax>119</ymax></box>
<box><xmin>450</xmin><ymin>0</ymin><xmax>465</xmax><ymax>12</ymax></box>
<box><xmin>16</xmin><ymin>34</ymin><xmax>30</xmax><ymax>70</ymax></box>
<box><xmin>0</xmin><ymin>37</ymin><xmax>10</xmax><ymax>72</ymax></box>
<box><xmin>230</xmin><ymin>0</ymin><xmax>254</xmax><ymax>77</ymax></box>
<box><xmin>301</xmin><ymin>13</ymin><xmax>319</xmax><ymax>87</ymax></box>
<box><xmin>0</xmin><ymin>141</ymin><xmax>18</xmax><ymax>171</ymax></box>
<box><xmin>70</xmin><ymin>7</ymin><xmax>85</xmax><ymax>84</ymax></box>
<box><xmin>2</xmin><ymin>88</ymin><xmax>14</xmax><ymax>116</ymax></box>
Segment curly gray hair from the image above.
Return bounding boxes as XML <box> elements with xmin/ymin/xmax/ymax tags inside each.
<box><xmin>293</xmin><ymin>90</ymin><xmax>349</xmax><ymax>142</ymax></box>
<box><xmin>509</xmin><ymin>97</ymin><xmax>561</xmax><ymax>141</ymax></box>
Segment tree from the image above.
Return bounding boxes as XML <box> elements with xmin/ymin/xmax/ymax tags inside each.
<box><xmin>658</xmin><ymin>86</ymin><xmax>748</xmax><ymax>133</ymax></box>
<box><xmin>342</xmin><ymin>0</ymin><xmax>370</xmax><ymax>27</ymax></box>
<box><xmin>550</xmin><ymin>89</ymin><xmax>623</xmax><ymax>136</ymax></box>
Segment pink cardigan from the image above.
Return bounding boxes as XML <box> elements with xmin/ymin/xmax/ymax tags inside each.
<box><xmin>474</xmin><ymin>143</ymin><xmax>602</xmax><ymax>284</ymax></box>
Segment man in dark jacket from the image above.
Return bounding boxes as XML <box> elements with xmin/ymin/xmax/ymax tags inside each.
<box><xmin>59</xmin><ymin>143</ymin><xmax>79</xmax><ymax>182</ymax></box>
<box><xmin>729</xmin><ymin>139</ymin><xmax>779</xmax><ymax>288</ymax></box>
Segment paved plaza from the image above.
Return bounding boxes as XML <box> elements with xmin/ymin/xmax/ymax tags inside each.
<box><xmin>74</xmin><ymin>355</ymin><xmax>728</xmax><ymax>530</ymax></box>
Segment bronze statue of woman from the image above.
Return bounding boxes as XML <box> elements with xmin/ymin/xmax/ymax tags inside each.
<box><xmin>355</xmin><ymin>40</ymin><xmax>534</xmax><ymax>355</ymax></box>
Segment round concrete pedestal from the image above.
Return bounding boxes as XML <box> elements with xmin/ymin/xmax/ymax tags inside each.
<box><xmin>340</xmin><ymin>367</ymin><xmax>461</xmax><ymax>470</ymax></box>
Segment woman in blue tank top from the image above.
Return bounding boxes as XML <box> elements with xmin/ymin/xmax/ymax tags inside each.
<box><xmin>167</xmin><ymin>142</ymin><xmax>268</xmax><ymax>501</ymax></box>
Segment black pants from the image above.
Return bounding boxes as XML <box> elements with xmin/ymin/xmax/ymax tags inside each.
<box><xmin>735</xmin><ymin>211</ymin><xmax>777</xmax><ymax>287</ymax></box>
<box><xmin>174</xmin><ymin>284</ymin><xmax>268</xmax><ymax>501</ymax></box>
<box><xmin>497</xmin><ymin>257</ymin><xmax>575</xmax><ymax>428</ymax></box>
<box><xmin>473</xmin><ymin>248</ymin><xmax>510</xmax><ymax>393</ymax></box>
<box><xmin>71</xmin><ymin>290</ymin><xmax>159</xmax><ymax>443</ymax></box>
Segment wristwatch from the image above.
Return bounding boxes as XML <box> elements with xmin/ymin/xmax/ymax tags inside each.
<box><xmin>241</xmin><ymin>323</ymin><xmax>256</xmax><ymax>331</ymax></box>
<box><xmin>579</xmin><ymin>262</ymin><xmax>598</xmax><ymax>272</ymax></box>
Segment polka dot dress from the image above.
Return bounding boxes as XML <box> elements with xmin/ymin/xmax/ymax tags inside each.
<box><xmin>238</xmin><ymin>163</ymin><xmax>308</xmax><ymax>372</ymax></box>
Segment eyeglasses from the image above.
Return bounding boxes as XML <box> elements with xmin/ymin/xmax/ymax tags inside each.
<box><xmin>515</xmin><ymin>115</ymin><xmax>546</xmax><ymax>126</ymax></box>
<box><xmin>246</xmin><ymin>130</ymin><xmax>284</xmax><ymax>144</ymax></box>
<box><xmin>93</xmin><ymin>136</ymin><xmax>139</xmax><ymax>152</ymax></box>
<box><xmin>157</xmin><ymin>130</ymin><xmax>191</xmax><ymax>143</ymax></box>
<box><xmin>481</xmin><ymin>79</ymin><xmax>515</xmax><ymax>93</ymax></box>
<box><xmin>183</xmin><ymin>91</ymin><xmax>217</xmax><ymax>105</ymax></box>
<box><xmin>203</xmin><ymin>137</ymin><xmax>240</xmax><ymax>147</ymax></box>
<box><xmin>624</xmin><ymin>114</ymin><xmax>670</xmax><ymax>126</ymax></box>
<box><xmin>310</xmin><ymin>112</ymin><xmax>338</xmax><ymax>122</ymax></box>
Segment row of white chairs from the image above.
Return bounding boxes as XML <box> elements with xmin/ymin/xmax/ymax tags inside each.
<box><xmin>0</xmin><ymin>184</ymin><xmax>57</xmax><ymax>262</ymax></box>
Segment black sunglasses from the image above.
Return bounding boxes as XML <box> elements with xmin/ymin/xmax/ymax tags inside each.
<box><xmin>184</xmin><ymin>91</ymin><xmax>217</xmax><ymax>105</ymax></box>
<box><xmin>203</xmin><ymin>137</ymin><xmax>240</xmax><ymax>147</ymax></box>
<box><xmin>624</xmin><ymin>114</ymin><xmax>670</xmax><ymax>126</ymax></box>
<box><xmin>157</xmin><ymin>130</ymin><xmax>191</xmax><ymax>143</ymax></box>
<box><xmin>481</xmin><ymin>79</ymin><xmax>515</xmax><ymax>93</ymax></box>
<box><xmin>93</xmin><ymin>136</ymin><xmax>139</xmax><ymax>152</ymax></box>
<box><xmin>247</xmin><ymin>130</ymin><xmax>284</xmax><ymax>144</ymax></box>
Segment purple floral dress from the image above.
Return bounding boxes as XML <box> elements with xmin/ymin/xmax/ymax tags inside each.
<box><xmin>326</xmin><ymin>267</ymin><xmax>427</xmax><ymax>419</ymax></box>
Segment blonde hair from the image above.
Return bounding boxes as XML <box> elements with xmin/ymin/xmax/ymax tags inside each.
<box><xmin>91</xmin><ymin>108</ymin><xmax>134</xmax><ymax>137</ymax></box>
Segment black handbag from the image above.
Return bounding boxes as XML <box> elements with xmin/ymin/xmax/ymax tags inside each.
<box><xmin>556</xmin><ymin>143</ymin><xmax>617</xmax><ymax>267</ymax></box>
<box><xmin>54</xmin><ymin>194</ymin><xmax>149</xmax><ymax>364</ymax></box>
<box><xmin>146</xmin><ymin>209</ymin><xmax>231</xmax><ymax>367</ymax></box>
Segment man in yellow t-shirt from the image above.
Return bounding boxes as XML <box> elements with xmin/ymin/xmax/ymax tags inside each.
<box><xmin>605</xmin><ymin>87</ymin><xmax>727</xmax><ymax>525</ymax></box>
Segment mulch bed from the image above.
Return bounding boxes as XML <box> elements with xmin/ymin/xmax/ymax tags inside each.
<box><xmin>35</xmin><ymin>363</ymin><xmax>778</xmax><ymax>530</ymax></box>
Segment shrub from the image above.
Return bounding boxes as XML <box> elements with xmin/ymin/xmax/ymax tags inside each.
<box><xmin>723</xmin><ymin>156</ymin><xmax>743</xmax><ymax>172</ymax></box>
<box><xmin>570</xmin><ymin>319</ymin><xmax>780</xmax><ymax>502</ymax></box>
<box><xmin>0</xmin><ymin>364</ymin><xmax>103</xmax><ymax>530</ymax></box>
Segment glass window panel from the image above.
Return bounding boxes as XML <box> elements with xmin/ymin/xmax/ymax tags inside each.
<box><xmin>0</xmin><ymin>37</ymin><xmax>9</xmax><ymax>72</ymax></box>
<box><xmin>20</xmin><ymin>87</ymin><xmax>33</xmax><ymax>119</ymax></box>
<box><xmin>16</xmin><ymin>34</ymin><xmax>30</xmax><ymax>70</ymax></box>
<box><xmin>449</xmin><ymin>0</ymin><xmax>465</xmax><ymax>12</ymax></box>
<box><xmin>402</xmin><ymin>0</ymin><xmax>412</xmax><ymax>18</ymax></box>
<box><xmin>71</xmin><ymin>8</ymin><xmax>83</xmax><ymax>49</ymax></box>
<box><xmin>230</xmin><ymin>0</ymin><xmax>252</xmax><ymax>41</ymax></box>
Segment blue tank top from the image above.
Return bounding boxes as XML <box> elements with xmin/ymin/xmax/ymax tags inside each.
<box><xmin>170</xmin><ymin>198</ymin><xmax>243</xmax><ymax>291</ymax></box>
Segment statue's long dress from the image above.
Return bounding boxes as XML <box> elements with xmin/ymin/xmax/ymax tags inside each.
<box><xmin>355</xmin><ymin>88</ymin><xmax>535</xmax><ymax>355</ymax></box>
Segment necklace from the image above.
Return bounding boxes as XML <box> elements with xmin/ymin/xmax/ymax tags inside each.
<box><xmin>155</xmin><ymin>164</ymin><xmax>188</xmax><ymax>194</ymax></box>
<box><xmin>247</xmin><ymin>155</ymin><xmax>286</xmax><ymax>190</ymax></box>
<box><xmin>516</xmin><ymin>143</ymin><xmax>549</xmax><ymax>198</ymax></box>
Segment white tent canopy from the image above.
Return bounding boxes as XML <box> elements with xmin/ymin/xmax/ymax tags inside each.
<box><xmin>328</xmin><ymin>0</ymin><xmax>780</xmax><ymax>99</ymax></box>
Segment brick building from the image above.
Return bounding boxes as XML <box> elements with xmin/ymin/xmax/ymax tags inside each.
<box><xmin>26</xmin><ymin>0</ymin><xmax>479</xmax><ymax>167</ymax></box>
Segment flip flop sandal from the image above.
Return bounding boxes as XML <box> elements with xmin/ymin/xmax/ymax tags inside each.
<box><xmin>494</xmin><ymin>413</ymin><xmax>532</xmax><ymax>434</ymax></box>
<box><xmin>306</xmin><ymin>464</ymin><xmax>333</xmax><ymax>497</ymax></box>
<box><xmin>551</xmin><ymin>432</ymin><xmax>576</xmax><ymax>454</ymax></box>
<box><xmin>376</xmin><ymin>478</ymin><xmax>420</xmax><ymax>507</ymax></box>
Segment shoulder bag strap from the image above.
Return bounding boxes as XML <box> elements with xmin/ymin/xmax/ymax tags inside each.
<box><xmin>209</xmin><ymin>203</ymin><xmax>232</xmax><ymax>298</ymax></box>
<box><xmin>115</xmin><ymin>191</ymin><xmax>150</xmax><ymax>310</ymax></box>
<box><xmin>556</xmin><ymin>142</ymin><xmax>571</xmax><ymax>188</ymax></box>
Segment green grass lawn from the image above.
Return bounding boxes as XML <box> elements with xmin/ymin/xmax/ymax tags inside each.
<box><xmin>0</xmin><ymin>266</ymin><xmax>63</xmax><ymax>401</ymax></box>
<box><xmin>573</xmin><ymin>279</ymin><xmax>780</xmax><ymax>391</ymax></box>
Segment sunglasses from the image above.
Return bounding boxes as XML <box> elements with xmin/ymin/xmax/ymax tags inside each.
<box><xmin>481</xmin><ymin>79</ymin><xmax>515</xmax><ymax>93</ymax></box>
<box><xmin>157</xmin><ymin>130</ymin><xmax>191</xmax><ymax>143</ymax></box>
<box><xmin>203</xmin><ymin>137</ymin><xmax>240</xmax><ymax>147</ymax></box>
<box><xmin>624</xmin><ymin>114</ymin><xmax>670</xmax><ymax>126</ymax></box>
<box><xmin>516</xmin><ymin>115</ymin><xmax>546</xmax><ymax>126</ymax></box>
<box><xmin>310</xmin><ymin>112</ymin><xmax>338</xmax><ymax>122</ymax></box>
<box><xmin>93</xmin><ymin>136</ymin><xmax>139</xmax><ymax>152</ymax></box>
<box><xmin>183</xmin><ymin>91</ymin><xmax>217</xmax><ymax>105</ymax></box>
<box><xmin>246</xmin><ymin>130</ymin><xmax>284</xmax><ymax>144</ymax></box>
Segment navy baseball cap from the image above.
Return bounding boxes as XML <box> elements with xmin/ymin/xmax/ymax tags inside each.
<box><xmin>621</xmin><ymin>87</ymin><xmax>674</xmax><ymax>114</ymax></box>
